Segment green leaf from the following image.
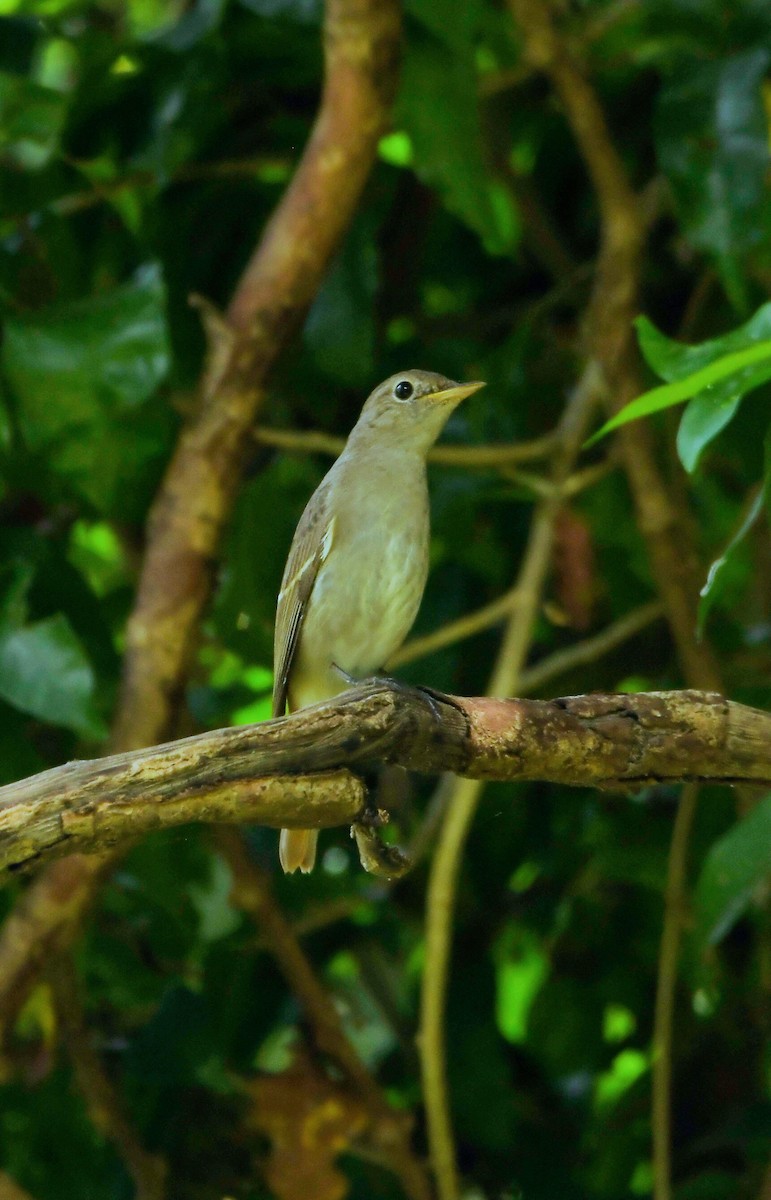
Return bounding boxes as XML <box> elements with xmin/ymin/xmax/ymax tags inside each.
<box><xmin>397</xmin><ymin>35</ymin><xmax>520</xmax><ymax>256</ymax></box>
<box><xmin>494</xmin><ymin>928</ymin><xmax>548</xmax><ymax>1044</ymax></box>
<box><xmin>636</xmin><ymin>305</ymin><xmax>771</xmax><ymax>471</ymax></box>
<box><xmin>637</xmin><ymin>305</ymin><xmax>771</xmax><ymax>379</ymax></box>
<box><xmin>0</xmin><ymin>70</ymin><xmax>67</xmax><ymax>170</ymax></box>
<box><xmin>676</xmin><ymin>393</ymin><xmax>742</xmax><ymax>473</ymax></box>
<box><xmin>1</xmin><ymin>263</ymin><xmax>172</xmax><ymax>514</ymax></box>
<box><xmin>586</xmin><ymin>307</ymin><xmax>771</xmax><ymax>451</ymax></box>
<box><xmin>304</xmin><ymin>216</ymin><xmax>377</xmax><ymax>387</ymax></box>
<box><xmin>655</xmin><ymin>48</ymin><xmax>771</xmax><ymax>304</ymax></box>
<box><xmin>693</xmin><ymin>793</ymin><xmax>771</xmax><ymax>950</ymax></box>
<box><xmin>0</xmin><ymin>614</ymin><xmax>105</xmax><ymax>737</ymax></box>
<box><xmin>697</xmin><ymin>489</ymin><xmax>764</xmax><ymax>635</ymax></box>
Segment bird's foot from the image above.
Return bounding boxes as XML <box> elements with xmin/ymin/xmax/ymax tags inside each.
<box><xmin>331</xmin><ymin>662</ymin><xmax>357</xmax><ymax>686</ymax></box>
<box><xmin>350</xmin><ymin>771</ymin><xmax>412</xmax><ymax>880</ymax></box>
<box><xmin>332</xmin><ymin>667</ymin><xmax>448</xmax><ymax>724</ymax></box>
<box><xmin>351</xmin><ymin>811</ymin><xmax>412</xmax><ymax>881</ymax></box>
<box><xmin>330</xmin><ymin>665</ymin><xmax>416</xmax><ymax>702</ymax></box>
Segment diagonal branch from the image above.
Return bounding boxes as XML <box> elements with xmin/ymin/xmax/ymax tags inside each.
<box><xmin>0</xmin><ymin>0</ymin><xmax>401</xmax><ymax>1041</ymax></box>
<box><xmin>255</xmin><ymin>426</ymin><xmax>557</xmax><ymax>470</ymax></box>
<box><xmin>0</xmin><ymin>683</ymin><xmax>766</xmax><ymax>879</ymax></box>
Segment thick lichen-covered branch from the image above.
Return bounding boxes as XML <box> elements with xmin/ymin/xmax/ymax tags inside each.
<box><xmin>0</xmin><ymin>684</ymin><xmax>767</xmax><ymax>878</ymax></box>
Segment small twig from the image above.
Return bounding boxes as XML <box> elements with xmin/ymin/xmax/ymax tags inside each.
<box><xmin>517</xmin><ymin>600</ymin><xmax>665</xmax><ymax>693</ymax></box>
<box><xmin>497</xmin><ymin>458</ymin><xmax>613</xmax><ymax>497</ymax></box>
<box><xmin>254</xmin><ymin>425</ymin><xmax>557</xmax><ymax>470</ymax></box>
<box><xmin>389</xmin><ymin>588</ymin><xmax>522</xmax><ymax>669</ymax></box>
<box><xmin>480</xmin><ymin>0</ymin><xmax>642</xmax><ymax>96</ymax></box>
<box><xmin>652</xmin><ymin>783</ymin><xmax>699</xmax><ymax>1200</ymax></box>
<box><xmin>420</xmin><ymin>504</ymin><xmax>561</xmax><ymax>1200</ymax></box>
<box><xmin>5</xmin><ymin>156</ymin><xmax>293</xmax><ymax>228</ymax></box>
<box><xmin>48</xmin><ymin>958</ymin><xmax>167</xmax><ymax>1200</ymax></box>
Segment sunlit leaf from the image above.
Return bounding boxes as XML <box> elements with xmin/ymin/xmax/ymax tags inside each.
<box><xmin>495</xmin><ymin>929</ymin><xmax>548</xmax><ymax>1043</ymax></box>
<box><xmin>587</xmin><ymin>308</ymin><xmax>771</xmax><ymax>452</ymax></box>
<box><xmin>637</xmin><ymin>305</ymin><xmax>771</xmax><ymax>470</ymax></box>
<box><xmin>676</xmin><ymin>393</ymin><xmax>743</xmax><ymax>473</ymax></box>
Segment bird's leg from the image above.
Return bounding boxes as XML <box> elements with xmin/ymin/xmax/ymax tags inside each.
<box><xmin>351</xmin><ymin>814</ymin><xmax>411</xmax><ymax>880</ymax></box>
<box><xmin>331</xmin><ymin>662</ymin><xmax>447</xmax><ymax>724</ymax></box>
<box><xmin>331</xmin><ymin>663</ymin><xmax>357</xmax><ymax>686</ymax></box>
<box><xmin>349</xmin><ymin>764</ymin><xmax>412</xmax><ymax>881</ymax></box>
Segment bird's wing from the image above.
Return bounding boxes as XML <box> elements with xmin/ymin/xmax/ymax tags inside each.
<box><xmin>272</xmin><ymin>481</ymin><xmax>336</xmax><ymax>718</ymax></box>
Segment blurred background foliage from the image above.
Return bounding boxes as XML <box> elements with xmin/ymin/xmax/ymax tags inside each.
<box><xmin>0</xmin><ymin>0</ymin><xmax>770</xmax><ymax>1197</ymax></box>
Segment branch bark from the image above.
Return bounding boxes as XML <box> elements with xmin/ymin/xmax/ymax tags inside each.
<box><xmin>0</xmin><ymin>683</ymin><xmax>767</xmax><ymax>878</ymax></box>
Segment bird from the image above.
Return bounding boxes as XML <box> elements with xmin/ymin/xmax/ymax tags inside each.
<box><xmin>272</xmin><ymin>369</ymin><xmax>485</xmax><ymax>873</ymax></box>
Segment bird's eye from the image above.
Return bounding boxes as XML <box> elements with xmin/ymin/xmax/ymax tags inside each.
<box><xmin>394</xmin><ymin>380</ymin><xmax>414</xmax><ymax>400</ymax></box>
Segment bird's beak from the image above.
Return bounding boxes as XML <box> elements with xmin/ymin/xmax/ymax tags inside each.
<box><xmin>430</xmin><ymin>380</ymin><xmax>486</xmax><ymax>406</ymax></box>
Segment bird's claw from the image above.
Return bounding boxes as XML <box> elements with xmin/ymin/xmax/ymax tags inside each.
<box><xmin>331</xmin><ymin>668</ymin><xmax>448</xmax><ymax>725</ymax></box>
<box><xmin>350</xmin><ymin>817</ymin><xmax>412</xmax><ymax>880</ymax></box>
<box><xmin>331</xmin><ymin>662</ymin><xmax>357</xmax><ymax>686</ymax></box>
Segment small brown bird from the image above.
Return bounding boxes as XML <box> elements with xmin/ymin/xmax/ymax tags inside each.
<box><xmin>272</xmin><ymin>369</ymin><xmax>485</xmax><ymax>873</ymax></box>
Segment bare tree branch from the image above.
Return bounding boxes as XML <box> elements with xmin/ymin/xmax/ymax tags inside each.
<box><xmin>255</xmin><ymin>426</ymin><xmax>557</xmax><ymax>470</ymax></box>
<box><xmin>517</xmin><ymin>600</ymin><xmax>665</xmax><ymax>693</ymax></box>
<box><xmin>0</xmin><ymin>683</ymin><xmax>766</xmax><ymax>879</ymax></box>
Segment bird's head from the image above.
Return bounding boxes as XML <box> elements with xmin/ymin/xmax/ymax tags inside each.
<box><xmin>353</xmin><ymin>369</ymin><xmax>485</xmax><ymax>454</ymax></box>
<box><xmin>350</xmin><ymin>367</ymin><xmax>482</xmax><ymax>451</ymax></box>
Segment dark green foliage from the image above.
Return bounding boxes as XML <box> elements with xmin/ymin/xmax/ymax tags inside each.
<box><xmin>0</xmin><ymin>0</ymin><xmax>769</xmax><ymax>1198</ymax></box>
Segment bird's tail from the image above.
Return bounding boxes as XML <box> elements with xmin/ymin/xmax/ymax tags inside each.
<box><xmin>279</xmin><ymin>828</ymin><xmax>319</xmax><ymax>873</ymax></box>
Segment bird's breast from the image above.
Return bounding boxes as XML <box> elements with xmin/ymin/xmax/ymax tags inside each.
<box><xmin>293</xmin><ymin>458</ymin><xmax>430</xmax><ymax>692</ymax></box>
